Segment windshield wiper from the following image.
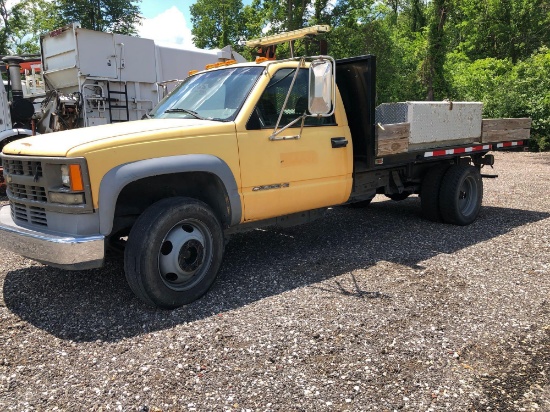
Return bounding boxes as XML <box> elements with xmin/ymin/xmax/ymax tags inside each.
<box><xmin>164</xmin><ymin>108</ymin><xmax>206</xmax><ymax>120</ymax></box>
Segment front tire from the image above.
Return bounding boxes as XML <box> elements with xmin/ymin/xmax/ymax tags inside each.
<box><xmin>439</xmin><ymin>165</ymin><xmax>483</xmax><ymax>226</ymax></box>
<box><xmin>124</xmin><ymin>197</ymin><xmax>224</xmax><ymax>309</ymax></box>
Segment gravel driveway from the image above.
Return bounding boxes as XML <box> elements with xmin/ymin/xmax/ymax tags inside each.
<box><xmin>1</xmin><ymin>151</ymin><xmax>549</xmax><ymax>411</ymax></box>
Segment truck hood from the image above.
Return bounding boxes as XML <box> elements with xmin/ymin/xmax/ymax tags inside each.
<box><xmin>1</xmin><ymin>119</ymin><xmax>227</xmax><ymax>157</ymax></box>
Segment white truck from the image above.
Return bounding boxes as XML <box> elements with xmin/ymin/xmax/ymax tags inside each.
<box><xmin>0</xmin><ymin>23</ymin><xmax>246</xmax><ymax>194</ymax></box>
<box><xmin>37</xmin><ymin>23</ymin><xmax>246</xmax><ymax>132</ymax></box>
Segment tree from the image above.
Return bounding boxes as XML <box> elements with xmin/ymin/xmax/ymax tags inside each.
<box><xmin>423</xmin><ymin>0</ymin><xmax>450</xmax><ymax>100</ymax></box>
<box><xmin>311</xmin><ymin>0</ymin><xmax>333</xmax><ymax>25</ymax></box>
<box><xmin>450</xmin><ymin>0</ymin><xmax>550</xmax><ymax>63</ymax></box>
<box><xmin>446</xmin><ymin>47</ymin><xmax>550</xmax><ymax>151</ymax></box>
<box><xmin>256</xmin><ymin>0</ymin><xmax>310</xmax><ymax>32</ymax></box>
<box><xmin>190</xmin><ymin>0</ymin><xmax>246</xmax><ymax>49</ymax></box>
<box><xmin>8</xmin><ymin>0</ymin><xmax>59</xmax><ymax>54</ymax></box>
<box><xmin>0</xmin><ymin>0</ymin><xmax>59</xmax><ymax>54</ymax></box>
<box><xmin>0</xmin><ymin>0</ymin><xmax>12</xmax><ymax>53</ymax></box>
<box><xmin>406</xmin><ymin>0</ymin><xmax>426</xmax><ymax>32</ymax></box>
<box><xmin>384</xmin><ymin>0</ymin><xmax>403</xmax><ymax>25</ymax></box>
<box><xmin>57</xmin><ymin>0</ymin><xmax>142</xmax><ymax>35</ymax></box>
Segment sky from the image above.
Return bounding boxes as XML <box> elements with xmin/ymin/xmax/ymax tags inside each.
<box><xmin>138</xmin><ymin>1</ymin><xmax>196</xmax><ymax>48</ymax></box>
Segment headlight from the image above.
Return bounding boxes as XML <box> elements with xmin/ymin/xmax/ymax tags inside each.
<box><xmin>49</xmin><ymin>191</ymin><xmax>85</xmax><ymax>205</ymax></box>
<box><xmin>60</xmin><ymin>164</ymin><xmax>84</xmax><ymax>191</ymax></box>
<box><xmin>61</xmin><ymin>164</ymin><xmax>70</xmax><ymax>187</ymax></box>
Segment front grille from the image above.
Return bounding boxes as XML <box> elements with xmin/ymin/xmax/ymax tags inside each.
<box><xmin>2</xmin><ymin>155</ymin><xmax>93</xmax><ymax>220</ymax></box>
<box><xmin>8</xmin><ymin>183</ymin><xmax>47</xmax><ymax>202</ymax></box>
<box><xmin>10</xmin><ymin>201</ymin><xmax>48</xmax><ymax>226</ymax></box>
<box><xmin>3</xmin><ymin>159</ymin><xmax>43</xmax><ymax>178</ymax></box>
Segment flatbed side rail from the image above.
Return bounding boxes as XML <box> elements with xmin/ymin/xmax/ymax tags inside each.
<box><xmin>371</xmin><ymin>139</ymin><xmax>529</xmax><ymax>168</ymax></box>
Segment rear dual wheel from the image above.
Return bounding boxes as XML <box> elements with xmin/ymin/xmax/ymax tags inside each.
<box><xmin>420</xmin><ymin>164</ymin><xmax>450</xmax><ymax>222</ymax></box>
<box><xmin>421</xmin><ymin>164</ymin><xmax>483</xmax><ymax>225</ymax></box>
<box><xmin>439</xmin><ymin>165</ymin><xmax>483</xmax><ymax>225</ymax></box>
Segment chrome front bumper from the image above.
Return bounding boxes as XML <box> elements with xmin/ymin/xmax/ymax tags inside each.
<box><xmin>0</xmin><ymin>205</ymin><xmax>105</xmax><ymax>270</ymax></box>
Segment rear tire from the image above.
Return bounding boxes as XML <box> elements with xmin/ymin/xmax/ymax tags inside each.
<box><xmin>420</xmin><ymin>164</ymin><xmax>450</xmax><ymax>222</ymax></box>
<box><xmin>124</xmin><ymin>197</ymin><xmax>224</xmax><ymax>309</ymax></box>
<box><xmin>439</xmin><ymin>165</ymin><xmax>483</xmax><ymax>225</ymax></box>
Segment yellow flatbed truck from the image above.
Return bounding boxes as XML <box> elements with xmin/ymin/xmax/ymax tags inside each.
<box><xmin>0</xmin><ymin>28</ymin><xmax>530</xmax><ymax>308</ymax></box>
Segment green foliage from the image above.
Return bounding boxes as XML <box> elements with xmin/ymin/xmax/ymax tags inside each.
<box><xmin>57</xmin><ymin>0</ymin><xmax>142</xmax><ymax>35</ymax></box>
<box><xmin>8</xmin><ymin>0</ymin><xmax>58</xmax><ymax>54</ymax></box>
<box><xmin>382</xmin><ymin>30</ymin><xmax>426</xmax><ymax>102</ymax></box>
<box><xmin>0</xmin><ymin>0</ymin><xmax>10</xmax><ymax>53</ymax></box>
<box><xmin>261</xmin><ymin>0</ymin><xmax>311</xmax><ymax>31</ymax></box>
<box><xmin>507</xmin><ymin>50</ymin><xmax>550</xmax><ymax>151</ymax></box>
<box><xmin>190</xmin><ymin>0</ymin><xmax>246</xmax><ymax>49</ymax></box>
<box><xmin>446</xmin><ymin>48</ymin><xmax>550</xmax><ymax>151</ymax></box>
<box><xmin>0</xmin><ymin>0</ymin><xmax>59</xmax><ymax>54</ymax></box>
<box><xmin>445</xmin><ymin>53</ymin><xmax>513</xmax><ymax>102</ymax></box>
<box><xmin>423</xmin><ymin>0</ymin><xmax>450</xmax><ymax>100</ymax></box>
<box><xmin>450</xmin><ymin>0</ymin><xmax>550</xmax><ymax>63</ymax></box>
<box><xmin>0</xmin><ymin>0</ymin><xmax>142</xmax><ymax>54</ymax></box>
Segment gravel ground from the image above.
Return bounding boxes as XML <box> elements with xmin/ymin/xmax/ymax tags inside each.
<box><xmin>0</xmin><ymin>151</ymin><xmax>549</xmax><ymax>411</ymax></box>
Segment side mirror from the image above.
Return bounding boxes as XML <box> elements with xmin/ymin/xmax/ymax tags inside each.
<box><xmin>308</xmin><ymin>58</ymin><xmax>335</xmax><ymax>116</ymax></box>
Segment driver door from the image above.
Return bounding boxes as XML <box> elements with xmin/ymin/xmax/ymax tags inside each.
<box><xmin>236</xmin><ymin>67</ymin><xmax>352</xmax><ymax>222</ymax></box>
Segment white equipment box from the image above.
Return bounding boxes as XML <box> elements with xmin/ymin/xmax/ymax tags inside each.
<box><xmin>376</xmin><ymin>101</ymin><xmax>483</xmax><ymax>149</ymax></box>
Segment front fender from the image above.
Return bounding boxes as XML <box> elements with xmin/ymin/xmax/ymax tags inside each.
<box><xmin>97</xmin><ymin>154</ymin><xmax>241</xmax><ymax>235</ymax></box>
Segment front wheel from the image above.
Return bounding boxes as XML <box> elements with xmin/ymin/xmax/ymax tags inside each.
<box><xmin>124</xmin><ymin>197</ymin><xmax>224</xmax><ymax>309</ymax></box>
<box><xmin>439</xmin><ymin>165</ymin><xmax>483</xmax><ymax>226</ymax></box>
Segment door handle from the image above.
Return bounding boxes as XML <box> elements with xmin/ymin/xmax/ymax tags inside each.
<box><xmin>331</xmin><ymin>137</ymin><xmax>348</xmax><ymax>148</ymax></box>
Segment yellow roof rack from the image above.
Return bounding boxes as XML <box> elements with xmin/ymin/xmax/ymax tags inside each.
<box><xmin>245</xmin><ymin>25</ymin><xmax>330</xmax><ymax>48</ymax></box>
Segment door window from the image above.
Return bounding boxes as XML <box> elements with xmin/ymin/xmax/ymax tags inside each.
<box><xmin>248</xmin><ymin>68</ymin><xmax>335</xmax><ymax>129</ymax></box>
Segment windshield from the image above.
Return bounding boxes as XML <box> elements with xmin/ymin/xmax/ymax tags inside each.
<box><xmin>149</xmin><ymin>66</ymin><xmax>264</xmax><ymax>121</ymax></box>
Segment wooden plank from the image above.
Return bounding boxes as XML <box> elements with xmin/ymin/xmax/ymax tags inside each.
<box><xmin>482</xmin><ymin>118</ymin><xmax>531</xmax><ymax>132</ymax></box>
<box><xmin>481</xmin><ymin>118</ymin><xmax>531</xmax><ymax>143</ymax></box>
<box><xmin>482</xmin><ymin>128</ymin><xmax>530</xmax><ymax>143</ymax></box>
<box><xmin>376</xmin><ymin>122</ymin><xmax>409</xmax><ymax>156</ymax></box>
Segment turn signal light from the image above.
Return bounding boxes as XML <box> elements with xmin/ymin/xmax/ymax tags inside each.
<box><xmin>69</xmin><ymin>164</ymin><xmax>84</xmax><ymax>191</ymax></box>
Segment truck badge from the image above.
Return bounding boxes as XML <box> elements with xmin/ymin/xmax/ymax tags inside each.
<box><xmin>253</xmin><ymin>183</ymin><xmax>290</xmax><ymax>192</ymax></box>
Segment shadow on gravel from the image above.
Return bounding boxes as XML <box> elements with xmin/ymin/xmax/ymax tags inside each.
<box><xmin>3</xmin><ymin>198</ymin><xmax>549</xmax><ymax>342</ymax></box>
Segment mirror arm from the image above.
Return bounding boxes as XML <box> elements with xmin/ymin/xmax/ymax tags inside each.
<box><xmin>271</xmin><ymin>57</ymin><xmax>305</xmax><ymax>139</ymax></box>
<box><xmin>298</xmin><ymin>113</ymin><xmax>306</xmax><ymax>135</ymax></box>
<box><xmin>269</xmin><ymin>114</ymin><xmax>306</xmax><ymax>140</ymax></box>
